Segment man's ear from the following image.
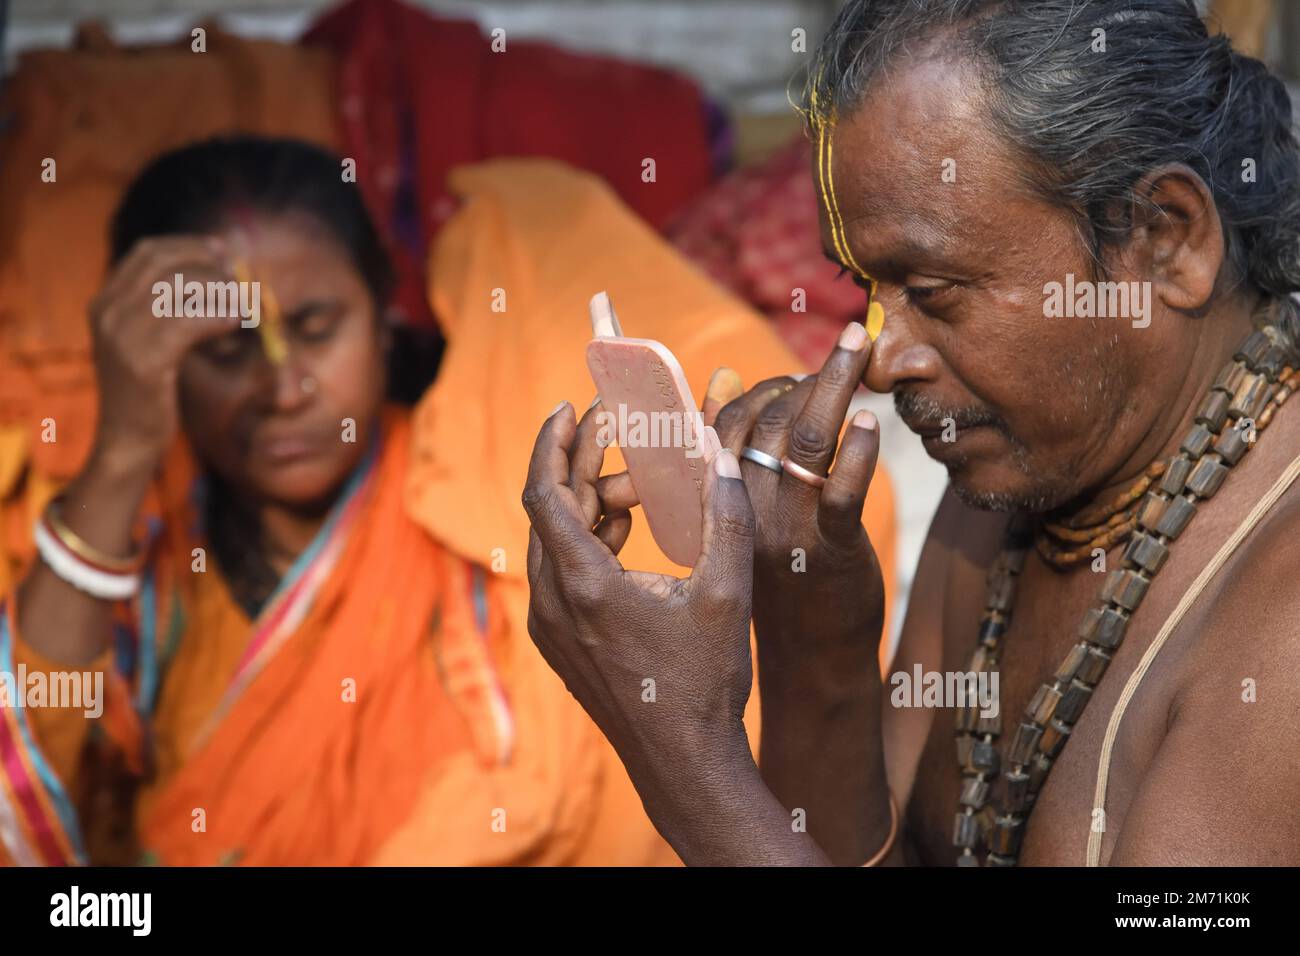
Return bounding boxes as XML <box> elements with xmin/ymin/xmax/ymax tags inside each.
<box><xmin>1127</xmin><ymin>164</ymin><xmax>1225</xmax><ymax>312</ymax></box>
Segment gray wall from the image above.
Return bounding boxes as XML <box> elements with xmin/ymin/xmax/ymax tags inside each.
<box><xmin>6</xmin><ymin>0</ymin><xmax>842</xmax><ymax>114</ymax></box>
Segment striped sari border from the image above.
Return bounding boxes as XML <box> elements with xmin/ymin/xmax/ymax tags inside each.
<box><xmin>0</xmin><ymin>604</ymin><xmax>87</xmax><ymax>865</ymax></box>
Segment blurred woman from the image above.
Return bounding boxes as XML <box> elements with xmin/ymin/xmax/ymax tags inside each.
<box><xmin>0</xmin><ymin>137</ymin><xmax>895</xmax><ymax>865</ymax></box>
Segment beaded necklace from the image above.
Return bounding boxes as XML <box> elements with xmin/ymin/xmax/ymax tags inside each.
<box><xmin>954</xmin><ymin>321</ymin><xmax>1298</xmax><ymax>865</ymax></box>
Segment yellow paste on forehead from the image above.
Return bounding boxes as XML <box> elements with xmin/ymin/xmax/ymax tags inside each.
<box><xmin>808</xmin><ymin>83</ymin><xmax>885</xmax><ymax>340</ymax></box>
<box><xmin>233</xmin><ymin>258</ymin><xmax>289</xmax><ymax>365</ymax></box>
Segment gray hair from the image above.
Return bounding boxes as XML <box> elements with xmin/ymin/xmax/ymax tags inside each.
<box><xmin>801</xmin><ymin>0</ymin><xmax>1300</xmax><ymax>348</ymax></box>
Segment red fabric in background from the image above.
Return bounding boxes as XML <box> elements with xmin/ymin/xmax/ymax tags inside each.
<box><xmin>668</xmin><ymin>136</ymin><xmax>865</xmax><ymax>369</ymax></box>
<box><xmin>306</xmin><ymin>0</ymin><xmax>715</xmax><ymax>330</ymax></box>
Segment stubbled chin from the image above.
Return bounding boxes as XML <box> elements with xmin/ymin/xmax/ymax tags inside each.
<box><xmin>948</xmin><ymin>462</ymin><xmax>1070</xmax><ymax>516</ymax></box>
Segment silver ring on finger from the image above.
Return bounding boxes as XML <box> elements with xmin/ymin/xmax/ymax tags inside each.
<box><xmin>741</xmin><ymin>446</ymin><xmax>783</xmax><ymax>474</ymax></box>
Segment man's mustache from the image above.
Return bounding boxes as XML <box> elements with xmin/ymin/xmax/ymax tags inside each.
<box><xmin>893</xmin><ymin>389</ymin><xmax>1009</xmax><ymax>435</ymax></box>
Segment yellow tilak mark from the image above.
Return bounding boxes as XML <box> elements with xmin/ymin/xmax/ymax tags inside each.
<box><xmin>865</xmin><ymin>300</ymin><xmax>885</xmax><ymax>340</ymax></box>
<box><xmin>233</xmin><ymin>258</ymin><xmax>289</xmax><ymax>365</ymax></box>
<box><xmin>809</xmin><ymin>81</ymin><xmax>885</xmax><ymax>340</ymax></box>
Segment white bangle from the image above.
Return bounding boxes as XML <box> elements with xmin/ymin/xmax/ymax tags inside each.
<box><xmin>33</xmin><ymin>519</ymin><xmax>141</xmax><ymax>601</ymax></box>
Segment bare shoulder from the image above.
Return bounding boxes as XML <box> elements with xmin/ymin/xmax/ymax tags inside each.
<box><xmin>1107</xmin><ymin>489</ymin><xmax>1300</xmax><ymax>864</ymax></box>
<box><xmin>1182</xmin><ymin>484</ymin><xmax>1300</xmax><ymax>683</ymax></box>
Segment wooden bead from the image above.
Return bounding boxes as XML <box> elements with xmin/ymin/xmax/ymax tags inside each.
<box><xmin>1214</xmin><ymin>361</ymin><xmax>1247</xmax><ymax>395</ymax></box>
<box><xmin>989</xmin><ymin>815</ymin><xmax>1026</xmax><ymax>856</ymax></box>
<box><xmin>1009</xmin><ymin>722</ymin><xmax>1044</xmax><ymax>766</ymax></box>
<box><xmin>985</xmin><ymin>569</ymin><xmax>1015</xmax><ymax>613</ymax></box>
<box><xmin>955</xmin><ymin>733</ymin><xmax>975</xmax><ymax>767</ymax></box>
<box><xmin>1153</xmin><ymin>494</ymin><xmax>1197</xmax><ymax>540</ymax></box>
<box><xmin>1258</xmin><ymin>345</ymin><xmax>1288</xmax><ymax>381</ymax></box>
<box><xmin>1080</xmin><ymin>606</ymin><xmax>1128</xmax><ymax>649</ymax></box>
<box><xmin>1213</xmin><ymin>423</ymin><xmax>1252</xmax><ymax>466</ymax></box>
<box><xmin>955</xmin><ymin>705</ymin><xmax>978</xmax><ymax>732</ymax></box>
<box><xmin>1076</xmin><ymin>646</ymin><xmax>1112</xmax><ymax>685</ymax></box>
<box><xmin>1229</xmin><ymin>373</ymin><xmax>1270</xmax><ymax>421</ymax></box>
<box><xmin>1186</xmin><ymin>455</ymin><xmax>1229</xmax><ymax>498</ymax></box>
<box><xmin>1194</xmin><ymin>391</ymin><xmax>1231</xmax><ymax>432</ymax></box>
<box><xmin>959</xmin><ymin>775</ymin><xmax>992</xmax><ymax>809</ymax></box>
<box><xmin>1054</xmin><ymin>642</ymin><xmax>1089</xmax><ymax>685</ymax></box>
<box><xmin>1159</xmin><ymin>455</ymin><xmax>1195</xmax><ymax>496</ymax></box>
<box><xmin>1101</xmin><ymin>568</ymin><xmax>1151</xmax><ymax>611</ymax></box>
<box><xmin>1055</xmin><ymin>679</ymin><xmax>1093</xmax><ymax>724</ymax></box>
<box><xmin>1235</xmin><ymin>330</ymin><xmax>1271</xmax><ymax>367</ymax></box>
<box><xmin>953</xmin><ymin>811</ymin><xmax>979</xmax><ymax>848</ymax></box>
<box><xmin>1137</xmin><ymin>492</ymin><xmax>1170</xmax><ymax>533</ymax></box>
<box><xmin>978</xmin><ymin>615</ymin><xmax>1006</xmax><ymax>649</ymax></box>
<box><xmin>970</xmin><ymin>739</ymin><xmax>1001</xmax><ymax>775</ymax></box>
<box><xmin>1002</xmin><ymin>770</ymin><xmax>1032</xmax><ymax>813</ymax></box>
<box><xmin>1180</xmin><ymin>423</ymin><xmax>1214</xmax><ymax>459</ymax></box>
<box><xmin>1026</xmin><ymin>684</ymin><xmax>1062</xmax><ymax>726</ymax></box>
<box><xmin>975</xmin><ymin>711</ymin><xmax>1002</xmax><ymax>737</ymax></box>
<box><xmin>1038</xmin><ymin>718</ymin><xmax>1072</xmax><ymax>758</ymax></box>
<box><xmin>1123</xmin><ymin>531</ymin><xmax>1170</xmax><ymax>574</ymax></box>
<box><xmin>1027</xmin><ymin>752</ymin><xmax>1053</xmax><ymax>794</ymax></box>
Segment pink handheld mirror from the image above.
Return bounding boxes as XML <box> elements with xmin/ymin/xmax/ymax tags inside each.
<box><xmin>586</xmin><ymin>292</ymin><xmax>719</xmax><ymax>568</ymax></box>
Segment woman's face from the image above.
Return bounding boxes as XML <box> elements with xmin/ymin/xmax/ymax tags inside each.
<box><xmin>177</xmin><ymin>210</ymin><xmax>388</xmax><ymax>511</ymax></box>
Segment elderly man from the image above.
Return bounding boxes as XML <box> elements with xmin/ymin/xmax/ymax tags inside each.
<box><xmin>522</xmin><ymin>0</ymin><xmax>1300</xmax><ymax>866</ymax></box>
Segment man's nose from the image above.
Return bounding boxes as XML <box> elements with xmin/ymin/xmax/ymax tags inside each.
<box><xmin>862</xmin><ymin>294</ymin><xmax>943</xmax><ymax>394</ymax></box>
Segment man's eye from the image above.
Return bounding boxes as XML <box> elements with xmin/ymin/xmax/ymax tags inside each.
<box><xmin>907</xmin><ymin>281</ymin><xmax>956</xmax><ymax>303</ymax></box>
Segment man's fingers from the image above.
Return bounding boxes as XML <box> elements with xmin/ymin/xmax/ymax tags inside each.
<box><xmin>748</xmin><ymin>377</ymin><xmax>815</xmax><ymax>456</ymax></box>
<box><xmin>688</xmin><ymin>449</ymin><xmax>755</xmax><ymax>608</ymax></box>
<box><xmin>701</xmin><ymin>367</ymin><xmax>744</xmax><ymax>427</ymax></box>
<box><xmin>596</xmin><ymin>472</ymin><xmax>639</xmax><ymax>513</ymax></box>
<box><xmin>568</xmin><ymin>399</ymin><xmax>607</xmax><ymax>526</ymax></box>
<box><xmin>784</xmin><ymin>321</ymin><xmax>873</xmax><ymax>477</ymax></box>
<box><xmin>819</xmin><ymin>409</ymin><xmax>881</xmax><ymax>546</ymax></box>
<box><xmin>712</xmin><ymin>375</ymin><xmax>799</xmax><ymax>455</ymax></box>
<box><xmin>594</xmin><ymin>509</ymin><xmax>633</xmax><ymax>555</ymax></box>
<box><xmin>522</xmin><ymin>402</ymin><xmax>619</xmax><ymax>578</ymax></box>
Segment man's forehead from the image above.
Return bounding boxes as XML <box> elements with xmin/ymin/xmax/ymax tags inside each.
<box><xmin>816</xmin><ymin>189</ymin><xmax>969</xmax><ymax>269</ymax></box>
<box><xmin>810</xmin><ymin>63</ymin><xmax>1028</xmax><ymax>270</ymax></box>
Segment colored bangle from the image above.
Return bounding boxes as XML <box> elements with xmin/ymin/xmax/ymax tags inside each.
<box><xmin>34</xmin><ymin>518</ymin><xmax>140</xmax><ymax>601</ymax></box>
<box><xmin>861</xmin><ymin>790</ymin><xmax>900</xmax><ymax>867</ymax></box>
<box><xmin>44</xmin><ymin>499</ymin><xmax>144</xmax><ymax>573</ymax></box>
